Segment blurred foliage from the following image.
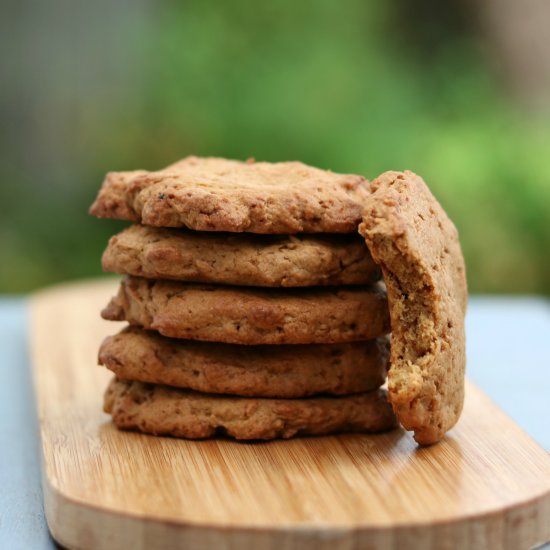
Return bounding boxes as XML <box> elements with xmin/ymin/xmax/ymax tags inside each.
<box><xmin>1</xmin><ymin>0</ymin><xmax>549</xmax><ymax>293</ymax></box>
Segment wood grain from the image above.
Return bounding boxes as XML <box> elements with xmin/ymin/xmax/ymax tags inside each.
<box><xmin>30</xmin><ymin>279</ymin><xmax>550</xmax><ymax>550</ymax></box>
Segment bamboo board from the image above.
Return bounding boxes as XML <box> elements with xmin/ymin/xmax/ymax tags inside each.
<box><xmin>30</xmin><ymin>279</ymin><xmax>550</xmax><ymax>550</ymax></box>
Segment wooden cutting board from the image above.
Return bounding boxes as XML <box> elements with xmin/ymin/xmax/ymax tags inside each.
<box><xmin>30</xmin><ymin>279</ymin><xmax>550</xmax><ymax>550</ymax></box>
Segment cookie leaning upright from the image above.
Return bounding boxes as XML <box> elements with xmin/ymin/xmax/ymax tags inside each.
<box><xmin>89</xmin><ymin>156</ymin><xmax>370</xmax><ymax>233</ymax></box>
<box><xmin>359</xmin><ymin>171</ymin><xmax>467</xmax><ymax>445</ymax></box>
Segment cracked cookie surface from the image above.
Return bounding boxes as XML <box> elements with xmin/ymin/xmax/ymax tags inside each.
<box><xmin>102</xmin><ymin>224</ymin><xmax>380</xmax><ymax>287</ymax></box>
<box><xmin>99</xmin><ymin>326</ymin><xmax>389</xmax><ymax>398</ymax></box>
<box><xmin>104</xmin><ymin>377</ymin><xmax>397</xmax><ymax>440</ymax></box>
<box><xmin>101</xmin><ymin>276</ymin><xmax>391</xmax><ymax>345</ymax></box>
<box><xmin>89</xmin><ymin>156</ymin><xmax>370</xmax><ymax>234</ymax></box>
<box><xmin>359</xmin><ymin>171</ymin><xmax>467</xmax><ymax>445</ymax></box>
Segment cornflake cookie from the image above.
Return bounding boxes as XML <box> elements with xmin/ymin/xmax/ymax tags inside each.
<box><xmin>89</xmin><ymin>156</ymin><xmax>370</xmax><ymax>234</ymax></box>
<box><xmin>102</xmin><ymin>276</ymin><xmax>391</xmax><ymax>345</ymax></box>
<box><xmin>102</xmin><ymin>224</ymin><xmax>380</xmax><ymax>287</ymax></box>
<box><xmin>99</xmin><ymin>326</ymin><xmax>390</xmax><ymax>398</ymax></box>
<box><xmin>359</xmin><ymin>171</ymin><xmax>467</xmax><ymax>445</ymax></box>
<box><xmin>104</xmin><ymin>378</ymin><xmax>397</xmax><ymax>440</ymax></box>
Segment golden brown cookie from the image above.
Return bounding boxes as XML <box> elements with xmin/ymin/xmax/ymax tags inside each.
<box><xmin>99</xmin><ymin>326</ymin><xmax>390</xmax><ymax>398</ymax></box>
<box><xmin>102</xmin><ymin>224</ymin><xmax>380</xmax><ymax>287</ymax></box>
<box><xmin>104</xmin><ymin>378</ymin><xmax>397</xmax><ymax>440</ymax></box>
<box><xmin>89</xmin><ymin>156</ymin><xmax>370</xmax><ymax>233</ymax></box>
<box><xmin>359</xmin><ymin>171</ymin><xmax>467</xmax><ymax>445</ymax></box>
<box><xmin>101</xmin><ymin>276</ymin><xmax>391</xmax><ymax>345</ymax></box>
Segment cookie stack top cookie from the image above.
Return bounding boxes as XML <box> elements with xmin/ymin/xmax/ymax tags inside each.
<box><xmin>89</xmin><ymin>156</ymin><xmax>370</xmax><ymax>233</ymax></box>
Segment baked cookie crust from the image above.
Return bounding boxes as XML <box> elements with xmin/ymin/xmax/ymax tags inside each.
<box><xmin>101</xmin><ymin>276</ymin><xmax>391</xmax><ymax>345</ymax></box>
<box><xmin>104</xmin><ymin>378</ymin><xmax>397</xmax><ymax>440</ymax></box>
<box><xmin>102</xmin><ymin>224</ymin><xmax>380</xmax><ymax>287</ymax></box>
<box><xmin>99</xmin><ymin>326</ymin><xmax>389</xmax><ymax>398</ymax></box>
<box><xmin>89</xmin><ymin>156</ymin><xmax>370</xmax><ymax>234</ymax></box>
<box><xmin>359</xmin><ymin>171</ymin><xmax>467</xmax><ymax>445</ymax></box>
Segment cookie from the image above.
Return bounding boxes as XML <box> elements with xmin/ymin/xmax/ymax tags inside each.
<box><xmin>104</xmin><ymin>378</ymin><xmax>397</xmax><ymax>440</ymax></box>
<box><xmin>102</xmin><ymin>224</ymin><xmax>381</xmax><ymax>287</ymax></box>
<box><xmin>101</xmin><ymin>276</ymin><xmax>391</xmax><ymax>345</ymax></box>
<box><xmin>359</xmin><ymin>171</ymin><xmax>467</xmax><ymax>445</ymax></box>
<box><xmin>89</xmin><ymin>156</ymin><xmax>370</xmax><ymax>234</ymax></box>
<box><xmin>98</xmin><ymin>326</ymin><xmax>390</xmax><ymax>398</ymax></box>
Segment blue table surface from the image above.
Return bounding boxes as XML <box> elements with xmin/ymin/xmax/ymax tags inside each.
<box><xmin>1</xmin><ymin>296</ymin><xmax>549</xmax><ymax>550</ymax></box>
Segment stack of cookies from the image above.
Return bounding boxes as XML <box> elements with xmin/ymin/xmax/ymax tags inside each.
<box><xmin>89</xmin><ymin>158</ymin><xmax>468</xmax><ymax>445</ymax></box>
<box><xmin>89</xmin><ymin>157</ymin><xmax>398</xmax><ymax>440</ymax></box>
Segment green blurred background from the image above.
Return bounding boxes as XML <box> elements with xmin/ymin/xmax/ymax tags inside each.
<box><xmin>1</xmin><ymin>0</ymin><xmax>549</xmax><ymax>294</ymax></box>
